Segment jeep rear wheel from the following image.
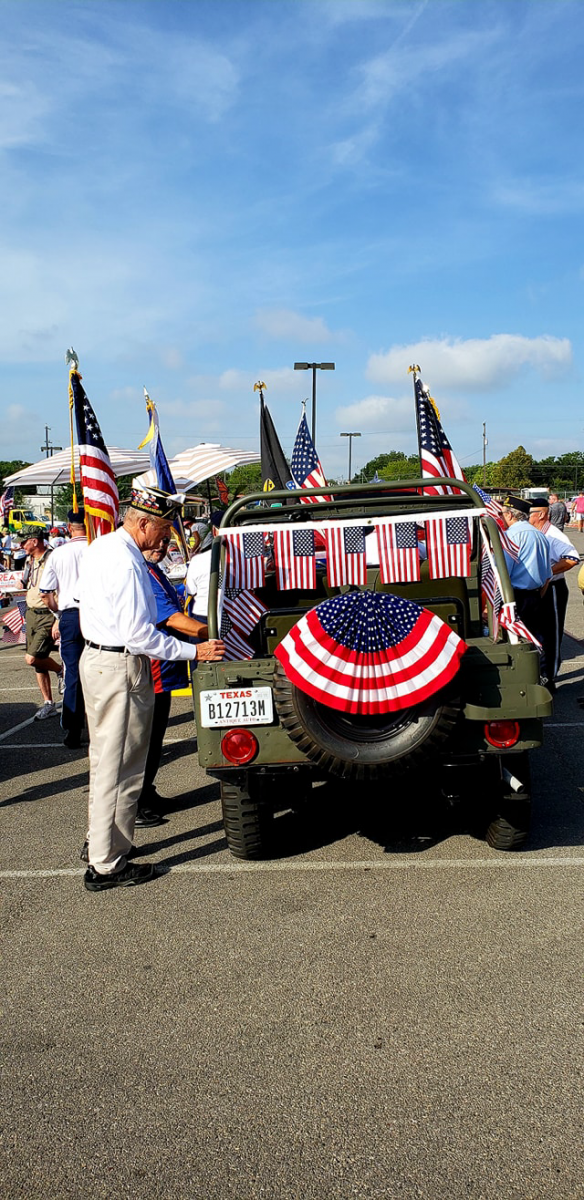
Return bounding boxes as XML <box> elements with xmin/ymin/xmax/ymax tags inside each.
<box><xmin>273</xmin><ymin>661</ymin><xmax>460</xmax><ymax>781</ymax></box>
<box><xmin>220</xmin><ymin>778</ymin><xmax>273</xmax><ymax>860</ymax></box>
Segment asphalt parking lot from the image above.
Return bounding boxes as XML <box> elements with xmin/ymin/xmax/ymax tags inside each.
<box><xmin>2</xmin><ymin>561</ymin><xmax>584</xmax><ymax>1199</ymax></box>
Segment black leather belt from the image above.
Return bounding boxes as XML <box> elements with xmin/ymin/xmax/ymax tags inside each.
<box><xmin>85</xmin><ymin>640</ymin><xmax>126</xmax><ymax>652</ymax></box>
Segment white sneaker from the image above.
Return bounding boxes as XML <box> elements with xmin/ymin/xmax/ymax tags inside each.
<box><xmin>57</xmin><ymin>671</ymin><xmax>65</xmax><ymax>695</ymax></box>
<box><xmin>34</xmin><ymin>702</ymin><xmax>58</xmax><ymax>720</ymax></box>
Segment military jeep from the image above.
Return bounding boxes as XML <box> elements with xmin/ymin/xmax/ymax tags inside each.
<box><xmin>192</xmin><ymin>479</ymin><xmax>552</xmax><ymax>859</ymax></box>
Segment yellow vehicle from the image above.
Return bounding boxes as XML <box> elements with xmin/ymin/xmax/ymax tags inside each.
<box><xmin>7</xmin><ymin>509</ymin><xmax>48</xmax><ymax>533</ymax></box>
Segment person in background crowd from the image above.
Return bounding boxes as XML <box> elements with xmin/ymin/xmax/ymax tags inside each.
<box><xmin>185</xmin><ymin>512</ymin><xmax>224</xmax><ymax>622</ymax></box>
<box><xmin>135</xmin><ymin>547</ymin><xmax>210</xmax><ymax>826</ymax></box>
<box><xmin>39</xmin><ymin>508</ymin><xmax>88</xmax><ymax>748</ymax></box>
<box><xmin>548</xmin><ymin>492</ymin><xmax>567</xmax><ymax>531</ymax></box>
<box><xmin>500</xmin><ymin>496</ymin><xmax>553</xmax><ymax>656</ymax></box>
<box><xmin>528</xmin><ymin>499</ymin><xmax>579</xmax><ymax>691</ymax></box>
<box><xmin>575</xmin><ymin>490</ymin><xmax>584</xmax><ymax>532</ymax></box>
<box><xmin>1</xmin><ymin>527</ymin><xmax>14</xmax><ymax>569</ymax></box>
<box><xmin>48</xmin><ymin>527</ymin><xmax>67</xmax><ymax>548</ymax></box>
<box><xmin>22</xmin><ymin>530</ymin><xmax>64</xmax><ymax>719</ymax></box>
<box><xmin>77</xmin><ymin>486</ymin><xmax>225</xmax><ymax>892</ymax></box>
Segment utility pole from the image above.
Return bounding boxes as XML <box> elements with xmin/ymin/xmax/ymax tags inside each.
<box><xmin>40</xmin><ymin>426</ymin><xmax>62</xmax><ymax>524</ymax></box>
<box><xmin>482</xmin><ymin>422</ymin><xmax>488</xmax><ymax>488</ymax></box>
<box><xmin>40</xmin><ymin>426</ymin><xmax>62</xmax><ymax>458</ymax></box>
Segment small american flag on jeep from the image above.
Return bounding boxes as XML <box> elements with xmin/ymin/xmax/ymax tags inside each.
<box><xmin>426</xmin><ymin>516</ymin><xmax>471</xmax><ymax>579</ymax></box>
<box><xmin>273</xmin><ymin>528</ymin><xmax>317</xmax><ymax>590</ymax></box>
<box><xmin>223</xmin><ymin>531</ymin><xmax>266</xmax><ymax>590</ymax></box>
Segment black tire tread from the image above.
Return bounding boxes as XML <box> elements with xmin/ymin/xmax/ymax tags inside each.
<box><xmin>273</xmin><ymin>660</ymin><xmax>460</xmax><ymax>781</ymax></box>
<box><xmin>220</xmin><ymin>780</ymin><xmax>273</xmax><ymax>860</ymax></box>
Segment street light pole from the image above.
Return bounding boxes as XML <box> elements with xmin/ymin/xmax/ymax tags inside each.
<box><xmin>340</xmin><ymin>432</ymin><xmax>361</xmax><ymax>483</ymax></box>
<box><xmin>294</xmin><ymin>361</ymin><xmax>335</xmax><ymax>443</ymax></box>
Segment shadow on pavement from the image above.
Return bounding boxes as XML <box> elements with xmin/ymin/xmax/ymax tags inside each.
<box><xmin>162</xmin><ymin>782</ymin><xmax>219</xmax><ymax>814</ymax></box>
<box><xmin>1</xmin><ymin>769</ymin><xmax>89</xmax><ymax>808</ymax></box>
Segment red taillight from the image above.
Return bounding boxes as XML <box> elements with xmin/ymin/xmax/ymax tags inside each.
<box><xmin>484</xmin><ymin>720</ymin><xmax>520</xmax><ymax>749</ymax></box>
<box><xmin>221</xmin><ymin>728</ymin><xmax>259</xmax><ymax>765</ymax></box>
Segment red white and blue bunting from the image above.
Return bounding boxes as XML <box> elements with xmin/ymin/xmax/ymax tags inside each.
<box><xmin>221</xmin><ymin>509</ymin><xmax>479</xmax><ymax>590</ymax></box>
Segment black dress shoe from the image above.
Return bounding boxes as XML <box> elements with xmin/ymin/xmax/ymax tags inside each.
<box><xmin>84</xmin><ymin>862</ymin><xmax>158</xmax><ymax>891</ymax></box>
<box><xmin>134</xmin><ymin>808</ymin><xmax>165</xmax><ymax>827</ymax></box>
<box><xmin>80</xmin><ymin>841</ymin><xmax>137</xmax><ymax>863</ymax></box>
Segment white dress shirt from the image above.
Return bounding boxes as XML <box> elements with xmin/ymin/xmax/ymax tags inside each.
<box><xmin>40</xmin><ymin>536</ymin><xmax>88</xmax><ymax>610</ymax></box>
<box><xmin>77</xmin><ymin>528</ymin><xmax>198</xmax><ymax>661</ymax></box>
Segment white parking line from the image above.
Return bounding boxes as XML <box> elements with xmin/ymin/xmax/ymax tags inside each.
<box><xmin>0</xmin><ymin>708</ymin><xmax>62</xmax><ymax>742</ymax></box>
<box><xmin>1</xmin><ymin>856</ymin><xmax>583</xmax><ymax>879</ymax></box>
<box><xmin>0</xmin><ymin>733</ymin><xmax>195</xmax><ymax>749</ymax></box>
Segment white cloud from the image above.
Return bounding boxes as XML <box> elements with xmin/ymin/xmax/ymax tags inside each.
<box><xmin>367</xmin><ymin>335</ymin><xmax>573</xmax><ymax>392</ymax></box>
<box><xmin>335</xmin><ymin>395</ymin><xmax>414</xmax><ymax>433</ymax></box>
<box><xmin>493</xmin><ymin>179</ymin><xmax>584</xmax><ymax>216</ymax></box>
<box><xmin>160</xmin><ymin>346</ymin><xmax>184</xmax><ymax>371</ymax></box>
<box><xmin>254</xmin><ymin>308</ymin><xmax>339</xmax><ymax>344</ymax></box>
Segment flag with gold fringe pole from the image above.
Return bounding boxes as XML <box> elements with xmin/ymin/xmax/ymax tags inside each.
<box><xmin>138</xmin><ymin>387</ymin><xmax>190</xmax><ymax>559</ymax></box>
<box><xmin>66</xmin><ymin>348</ymin><xmax>118</xmax><ymax>540</ymax></box>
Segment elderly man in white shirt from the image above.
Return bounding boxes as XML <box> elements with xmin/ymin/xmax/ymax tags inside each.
<box><xmin>529</xmin><ymin>498</ymin><xmax>579</xmax><ymax>690</ymax></box>
<box><xmin>78</xmin><ymin>487</ymin><xmax>225</xmax><ymax>892</ymax></box>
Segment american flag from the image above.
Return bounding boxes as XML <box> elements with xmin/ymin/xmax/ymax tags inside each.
<box><xmin>376</xmin><ymin>520</ymin><xmax>420</xmax><ymax>584</ymax></box>
<box><xmin>222</xmin><ymin>587</ymin><xmax>268</xmax><ymax>636</ymax></box>
<box><xmin>473</xmin><ymin>483</ymin><xmax>519</xmax><ymax>561</ymax></box>
<box><xmin>220</xmin><ymin>613</ymin><xmax>255</xmax><ymax>660</ymax></box>
<box><xmin>325</xmin><ymin>526</ymin><xmax>367</xmax><ymax>587</ymax></box>
<box><xmin>426</xmin><ymin>516</ymin><xmax>471</xmax><ymax>579</ymax></box>
<box><xmin>275</xmin><ymin>590</ymin><xmax>467</xmax><ymax>715</ymax></box>
<box><xmin>291</xmin><ymin>412</ymin><xmax>330</xmax><ymax>504</ymax></box>
<box><xmin>479</xmin><ymin>540</ymin><xmax>503</xmax><ymax>640</ymax></box>
<box><xmin>0</xmin><ymin>486</ymin><xmax>14</xmax><ymax>520</ymax></box>
<box><xmin>1</xmin><ymin>599</ymin><xmax>27</xmax><ymax>636</ymax></box>
<box><xmin>223</xmin><ymin>531</ymin><xmax>266</xmax><ymax>590</ymax></box>
<box><xmin>500</xmin><ymin>602</ymin><xmax>542</xmax><ymax>648</ymax></box>
<box><xmin>273</xmin><ymin>528</ymin><xmax>317</xmax><ymax>590</ymax></box>
<box><xmin>415</xmin><ymin>377</ymin><xmax>465</xmax><ymax>496</ymax></box>
<box><xmin>70</xmin><ymin>371</ymin><xmax>119</xmax><ymax>536</ymax></box>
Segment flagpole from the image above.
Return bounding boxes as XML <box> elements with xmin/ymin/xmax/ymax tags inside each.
<box><xmin>66</xmin><ymin>347</ymin><xmax>80</xmax><ymax>516</ymax></box>
<box><xmin>409</xmin><ymin>363</ymin><xmax>423</xmax><ymax>486</ymax></box>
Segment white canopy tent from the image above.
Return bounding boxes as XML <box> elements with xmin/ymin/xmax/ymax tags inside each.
<box><xmin>5</xmin><ymin>446</ymin><xmax>151</xmax><ymax>487</ymax></box>
<box><xmin>134</xmin><ymin>442</ymin><xmax>260</xmax><ymax>491</ymax></box>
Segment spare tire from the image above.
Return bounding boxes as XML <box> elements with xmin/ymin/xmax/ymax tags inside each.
<box><xmin>273</xmin><ymin>660</ymin><xmax>461</xmax><ymax>781</ymax></box>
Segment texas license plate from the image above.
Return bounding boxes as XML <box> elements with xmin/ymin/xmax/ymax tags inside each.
<box><xmin>199</xmin><ymin>686</ymin><xmax>274</xmax><ymax>728</ymax></box>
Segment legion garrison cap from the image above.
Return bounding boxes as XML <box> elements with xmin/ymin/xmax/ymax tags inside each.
<box><xmin>501</xmin><ymin>495</ymin><xmax>531</xmax><ymax>515</ymax></box>
<box><xmin>529</xmin><ymin>497</ymin><xmax>549</xmax><ymax>509</ymax></box>
<box><xmin>130</xmin><ymin>486</ymin><xmax>186</xmax><ymax>519</ymax></box>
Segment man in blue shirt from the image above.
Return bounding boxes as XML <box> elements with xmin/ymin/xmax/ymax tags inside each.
<box><xmin>136</xmin><ymin>548</ymin><xmax>209</xmax><ymax>825</ymax></box>
<box><xmin>501</xmin><ymin>495</ymin><xmax>553</xmax><ymax>659</ymax></box>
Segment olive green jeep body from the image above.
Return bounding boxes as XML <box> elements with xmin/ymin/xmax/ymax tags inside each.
<box><xmin>192</xmin><ymin>479</ymin><xmax>552</xmax><ymax>858</ymax></box>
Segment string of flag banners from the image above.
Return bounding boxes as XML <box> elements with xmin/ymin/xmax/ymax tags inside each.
<box><xmin>220</xmin><ymin>510</ymin><xmax>479</xmax><ymax>592</ymax></box>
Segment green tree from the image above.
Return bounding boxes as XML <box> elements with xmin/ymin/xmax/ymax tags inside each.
<box><xmin>464</xmin><ymin>461</ymin><xmax>501</xmax><ymax>487</ymax></box>
<box><xmin>497</xmin><ymin>445</ymin><xmax>534</xmax><ymax>489</ymax></box>
<box><xmin>0</xmin><ymin>460</ymin><xmax>30</xmax><ymax>490</ymax></box>
<box><xmin>226</xmin><ymin>463</ymin><xmax>263</xmax><ymax>497</ymax></box>
<box><xmin>53</xmin><ymin>475</ymin><xmax>135</xmax><ymax>521</ymax></box>
<box><xmin>358</xmin><ymin>451</ymin><xmax>420</xmax><ymax>483</ymax></box>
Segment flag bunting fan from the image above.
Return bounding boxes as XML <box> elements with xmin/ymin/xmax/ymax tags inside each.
<box><xmin>274</xmin><ymin>591</ymin><xmax>467</xmax><ymax>715</ymax></box>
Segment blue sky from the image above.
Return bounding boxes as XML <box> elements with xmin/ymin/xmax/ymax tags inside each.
<box><xmin>1</xmin><ymin>0</ymin><xmax>583</xmax><ymax>481</ymax></box>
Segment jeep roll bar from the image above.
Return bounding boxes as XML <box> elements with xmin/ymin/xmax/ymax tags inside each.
<box><xmin>205</xmin><ymin>478</ymin><xmax>514</xmax><ymax>639</ymax></box>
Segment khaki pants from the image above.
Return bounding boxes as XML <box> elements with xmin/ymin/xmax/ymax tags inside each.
<box><xmin>80</xmin><ymin>646</ymin><xmax>154</xmax><ymax>874</ymax></box>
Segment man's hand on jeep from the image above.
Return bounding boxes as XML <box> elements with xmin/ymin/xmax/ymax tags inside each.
<box><xmin>197</xmin><ymin>638</ymin><xmax>226</xmax><ymax>661</ymax></box>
